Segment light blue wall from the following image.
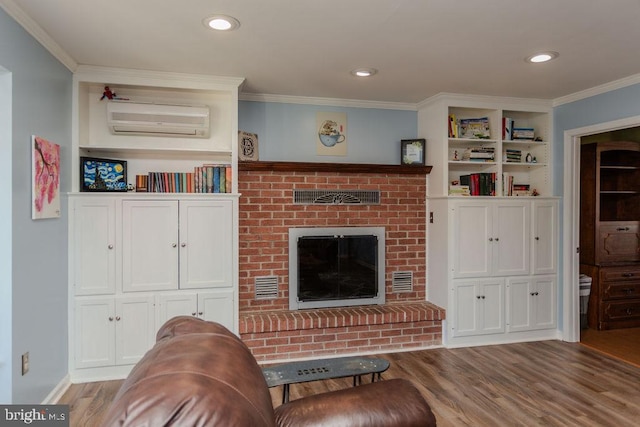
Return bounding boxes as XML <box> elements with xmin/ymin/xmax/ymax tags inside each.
<box><xmin>0</xmin><ymin>8</ymin><xmax>72</xmax><ymax>403</ymax></box>
<box><xmin>553</xmin><ymin>83</ymin><xmax>640</xmax><ymax>330</ymax></box>
<box><xmin>239</xmin><ymin>101</ymin><xmax>418</xmax><ymax>164</ymax></box>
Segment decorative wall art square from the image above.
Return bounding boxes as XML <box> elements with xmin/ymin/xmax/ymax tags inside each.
<box><xmin>80</xmin><ymin>157</ymin><xmax>128</xmax><ymax>192</ymax></box>
<box><xmin>316</xmin><ymin>112</ymin><xmax>347</xmax><ymax>156</ymax></box>
<box><xmin>238</xmin><ymin>130</ymin><xmax>259</xmax><ymax>161</ymax></box>
<box><xmin>31</xmin><ymin>135</ymin><xmax>61</xmax><ymax>219</ymax></box>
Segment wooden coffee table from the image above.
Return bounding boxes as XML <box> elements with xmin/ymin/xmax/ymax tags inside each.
<box><xmin>262</xmin><ymin>356</ymin><xmax>390</xmax><ymax>403</ymax></box>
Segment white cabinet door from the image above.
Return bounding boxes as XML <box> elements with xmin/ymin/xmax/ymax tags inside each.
<box><xmin>199</xmin><ymin>290</ymin><xmax>235</xmax><ymax>330</ymax></box>
<box><xmin>157</xmin><ymin>292</ymin><xmax>198</xmax><ymax>326</ymax></box>
<box><xmin>493</xmin><ymin>201</ymin><xmax>530</xmax><ymax>276</ymax></box>
<box><xmin>507</xmin><ymin>276</ymin><xmax>556</xmax><ymax>332</ymax></box>
<box><xmin>123</xmin><ymin>200</ymin><xmax>179</xmax><ymax>292</ymax></box>
<box><xmin>452</xmin><ymin>202</ymin><xmax>492</xmax><ymax>278</ymax></box>
<box><xmin>115</xmin><ymin>295</ymin><xmax>156</xmax><ymax>365</ymax></box>
<box><xmin>75</xmin><ymin>298</ymin><xmax>115</xmax><ymax>369</ymax></box>
<box><xmin>531</xmin><ymin>276</ymin><xmax>556</xmax><ymax>330</ymax></box>
<box><xmin>179</xmin><ymin>200</ymin><xmax>233</xmax><ymax>289</ymax></box>
<box><xmin>73</xmin><ymin>198</ymin><xmax>117</xmax><ymax>295</ymax></box>
<box><xmin>452</xmin><ymin>279</ymin><xmax>504</xmax><ymax>337</ymax></box>
<box><xmin>532</xmin><ymin>200</ymin><xmax>557</xmax><ymax>275</ymax></box>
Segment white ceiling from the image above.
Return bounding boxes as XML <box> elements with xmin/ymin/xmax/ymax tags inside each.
<box><xmin>4</xmin><ymin>0</ymin><xmax>640</xmax><ymax>105</ymax></box>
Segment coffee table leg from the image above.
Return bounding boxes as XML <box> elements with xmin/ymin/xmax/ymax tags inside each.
<box><xmin>282</xmin><ymin>384</ymin><xmax>290</xmax><ymax>404</ymax></box>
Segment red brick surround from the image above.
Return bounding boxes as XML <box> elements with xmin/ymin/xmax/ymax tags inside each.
<box><xmin>237</xmin><ymin>162</ymin><xmax>444</xmax><ymax>360</ymax></box>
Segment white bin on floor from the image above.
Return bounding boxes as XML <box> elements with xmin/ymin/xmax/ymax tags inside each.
<box><xmin>579</xmin><ymin>274</ymin><xmax>592</xmax><ymax>329</ymax></box>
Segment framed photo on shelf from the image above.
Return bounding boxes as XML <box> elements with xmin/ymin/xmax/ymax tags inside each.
<box><xmin>400</xmin><ymin>139</ymin><xmax>426</xmax><ymax>165</ymax></box>
<box><xmin>80</xmin><ymin>157</ymin><xmax>128</xmax><ymax>192</ymax></box>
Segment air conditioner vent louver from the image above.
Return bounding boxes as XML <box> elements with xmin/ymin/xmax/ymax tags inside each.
<box><xmin>392</xmin><ymin>271</ymin><xmax>413</xmax><ymax>293</ymax></box>
<box><xmin>255</xmin><ymin>276</ymin><xmax>279</xmax><ymax>300</ymax></box>
<box><xmin>107</xmin><ymin>100</ymin><xmax>210</xmax><ymax>138</ymax></box>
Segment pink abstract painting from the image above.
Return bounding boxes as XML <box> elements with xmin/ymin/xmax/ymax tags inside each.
<box><xmin>32</xmin><ymin>135</ymin><xmax>60</xmax><ymax>219</ymax></box>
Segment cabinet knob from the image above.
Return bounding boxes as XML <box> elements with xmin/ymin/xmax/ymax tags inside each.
<box><xmin>172</xmin><ymin>243</ymin><xmax>177</xmax><ymax>248</ymax></box>
<box><xmin>616</xmin><ymin>227</ymin><xmax>630</xmax><ymax>232</ymax></box>
<box><xmin>626</xmin><ymin>308</ymin><xmax>634</xmax><ymax>315</ymax></box>
<box><xmin>192</xmin><ymin>312</ymin><xmax>197</xmax><ymax>316</ymax></box>
<box><xmin>181</xmin><ymin>243</ymin><xmax>186</xmax><ymax>247</ymax></box>
<box><xmin>108</xmin><ymin>316</ymin><xmax>114</xmax><ymax>321</ymax></box>
<box><xmin>115</xmin><ymin>316</ymin><xmax>121</xmax><ymax>321</ymax></box>
<box><xmin>535</xmin><ymin>237</ymin><xmax>540</xmax><ymax>241</ymax></box>
<box><xmin>198</xmin><ymin>311</ymin><xmax>203</xmax><ymax>316</ymax></box>
<box><xmin>108</xmin><ymin>244</ymin><xmax>114</xmax><ymax>249</ymax></box>
<box><xmin>495</xmin><ymin>237</ymin><xmax>499</xmax><ymax>242</ymax></box>
<box><xmin>488</xmin><ymin>238</ymin><xmax>493</xmax><ymax>242</ymax></box>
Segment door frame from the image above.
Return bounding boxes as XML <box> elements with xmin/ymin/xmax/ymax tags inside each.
<box><xmin>562</xmin><ymin>114</ymin><xmax>640</xmax><ymax>342</ymax></box>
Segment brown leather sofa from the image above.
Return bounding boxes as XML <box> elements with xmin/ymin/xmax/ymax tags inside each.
<box><xmin>101</xmin><ymin>316</ymin><xmax>437</xmax><ymax>427</ymax></box>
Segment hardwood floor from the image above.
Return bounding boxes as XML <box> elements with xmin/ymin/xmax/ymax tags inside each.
<box><xmin>580</xmin><ymin>327</ymin><xmax>640</xmax><ymax>367</ymax></box>
<box><xmin>59</xmin><ymin>340</ymin><xmax>640</xmax><ymax>426</ymax></box>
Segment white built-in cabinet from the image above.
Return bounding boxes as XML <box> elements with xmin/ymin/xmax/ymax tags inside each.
<box><xmin>69</xmin><ymin>66</ymin><xmax>242</xmax><ymax>381</ymax></box>
<box><xmin>428</xmin><ymin>197</ymin><xmax>559</xmax><ymax>346</ymax></box>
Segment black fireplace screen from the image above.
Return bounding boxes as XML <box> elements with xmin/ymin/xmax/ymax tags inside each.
<box><xmin>297</xmin><ymin>234</ymin><xmax>378</xmax><ymax>302</ymax></box>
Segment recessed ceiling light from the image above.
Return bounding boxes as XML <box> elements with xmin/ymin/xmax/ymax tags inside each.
<box><xmin>525</xmin><ymin>51</ymin><xmax>559</xmax><ymax>63</ymax></box>
<box><xmin>351</xmin><ymin>68</ymin><xmax>378</xmax><ymax>77</ymax></box>
<box><xmin>203</xmin><ymin>15</ymin><xmax>240</xmax><ymax>31</ymax></box>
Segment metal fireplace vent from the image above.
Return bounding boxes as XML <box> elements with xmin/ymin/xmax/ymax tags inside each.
<box><xmin>255</xmin><ymin>276</ymin><xmax>279</xmax><ymax>300</ymax></box>
<box><xmin>392</xmin><ymin>271</ymin><xmax>413</xmax><ymax>293</ymax></box>
<box><xmin>293</xmin><ymin>189</ymin><xmax>380</xmax><ymax>205</ymax></box>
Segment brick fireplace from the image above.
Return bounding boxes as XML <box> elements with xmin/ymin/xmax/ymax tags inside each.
<box><xmin>238</xmin><ymin>161</ymin><xmax>445</xmax><ymax>362</ymax></box>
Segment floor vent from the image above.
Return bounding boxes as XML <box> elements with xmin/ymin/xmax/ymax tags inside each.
<box><xmin>392</xmin><ymin>271</ymin><xmax>413</xmax><ymax>293</ymax></box>
<box><xmin>255</xmin><ymin>276</ymin><xmax>279</xmax><ymax>300</ymax></box>
<box><xmin>293</xmin><ymin>189</ymin><xmax>380</xmax><ymax>205</ymax></box>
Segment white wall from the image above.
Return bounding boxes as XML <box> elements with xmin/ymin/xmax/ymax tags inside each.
<box><xmin>0</xmin><ymin>8</ymin><xmax>72</xmax><ymax>404</ymax></box>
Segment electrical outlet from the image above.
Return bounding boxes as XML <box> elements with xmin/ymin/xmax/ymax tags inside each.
<box><xmin>21</xmin><ymin>352</ymin><xmax>29</xmax><ymax>375</ymax></box>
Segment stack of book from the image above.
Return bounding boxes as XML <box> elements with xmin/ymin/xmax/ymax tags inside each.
<box><xmin>504</xmin><ymin>149</ymin><xmax>522</xmax><ymax>163</ymax></box>
<box><xmin>462</xmin><ymin>147</ymin><xmax>495</xmax><ymax>162</ymax></box>
<box><xmin>512</xmin><ymin>184</ymin><xmax>531</xmax><ymax>196</ymax></box>
<box><xmin>138</xmin><ymin>164</ymin><xmax>232</xmax><ymax>193</ymax></box>
<box><xmin>459</xmin><ymin>173</ymin><xmax>496</xmax><ymax>196</ymax></box>
<box><xmin>449</xmin><ymin>184</ymin><xmax>471</xmax><ymax>196</ymax></box>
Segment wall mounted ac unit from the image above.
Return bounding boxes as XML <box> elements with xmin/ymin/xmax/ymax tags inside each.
<box><xmin>107</xmin><ymin>100</ymin><xmax>210</xmax><ymax>137</ymax></box>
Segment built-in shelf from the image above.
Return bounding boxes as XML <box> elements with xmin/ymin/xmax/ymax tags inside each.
<box><xmin>238</xmin><ymin>161</ymin><xmax>432</xmax><ymax>175</ymax></box>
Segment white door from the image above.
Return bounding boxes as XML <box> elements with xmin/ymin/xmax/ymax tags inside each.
<box><xmin>75</xmin><ymin>298</ymin><xmax>115</xmax><ymax>368</ymax></box>
<box><xmin>532</xmin><ymin>276</ymin><xmax>556</xmax><ymax>330</ymax></box>
<box><xmin>123</xmin><ymin>200</ymin><xmax>179</xmax><ymax>292</ymax></box>
<box><xmin>493</xmin><ymin>201</ymin><xmax>530</xmax><ymax>276</ymax></box>
<box><xmin>199</xmin><ymin>290</ymin><xmax>235</xmax><ymax>331</ymax></box>
<box><xmin>157</xmin><ymin>292</ymin><xmax>198</xmax><ymax>326</ymax></box>
<box><xmin>115</xmin><ymin>295</ymin><xmax>156</xmax><ymax>365</ymax></box>
<box><xmin>451</xmin><ymin>279</ymin><xmax>504</xmax><ymax>337</ymax></box>
<box><xmin>452</xmin><ymin>202</ymin><xmax>492</xmax><ymax>278</ymax></box>
<box><xmin>507</xmin><ymin>277</ymin><xmax>533</xmax><ymax>332</ymax></box>
<box><xmin>179</xmin><ymin>200</ymin><xmax>233</xmax><ymax>289</ymax></box>
<box><xmin>73</xmin><ymin>198</ymin><xmax>117</xmax><ymax>295</ymax></box>
<box><xmin>532</xmin><ymin>200</ymin><xmax>557</xmax><ymax>275</ymax></box>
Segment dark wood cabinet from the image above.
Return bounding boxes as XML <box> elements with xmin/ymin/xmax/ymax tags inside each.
<box><xmin>580</xmin><ymin>141</ymin><xmax>640</xmax><ymax>329</ymax></box>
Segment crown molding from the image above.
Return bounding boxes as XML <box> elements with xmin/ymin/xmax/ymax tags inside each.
<box><xmin>552</xmin><ymin>73</ymin><xmax>640</xmax><ymax>107</ymax></box>
<box><xmin>417</xmin><ymin>92</ymin><xmax>552</xmax><ymax>111</ymax></box>
<box><xmin>0</xmin><ymin>0</ymin><xmax>78</xmax><ymax>72</ymax></box>
<box><xmin>239</xmin><ymin>92</ymin><xmax>417</xmax><ymax>111</ymax></box>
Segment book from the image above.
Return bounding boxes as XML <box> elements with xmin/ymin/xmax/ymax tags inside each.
<box><xmin>459</xmin><ymin>117</ymin><xmax>490</xmax><ymax>139</ymax></box>
<box><xmin>502</xmin><ymin>117</ymin><xmax>513</xmax><ymax>140</ymax></box>
<box><xmin>513</xmin><ymin>127</ymin><xmax>535</xmax><ymax>140</ymax></box>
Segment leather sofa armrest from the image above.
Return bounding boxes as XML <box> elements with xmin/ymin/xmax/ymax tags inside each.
<box><xmin>273</xmin><ymin>379</ymin><xmax>437</xmax><ymax>427</ymax></box>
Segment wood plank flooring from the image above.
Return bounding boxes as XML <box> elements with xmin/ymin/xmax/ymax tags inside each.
<box><xmin>580</xmin><ymin>327</ymin><xmax>640</xmax><ymax>367</ymax></box>
<box><xmin>59</xmin><ymin>340</ymin><xmax>640</xmax><ymax>426</ymax></box>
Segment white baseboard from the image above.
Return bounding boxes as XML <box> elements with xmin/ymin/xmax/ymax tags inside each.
<box><xmin>44</xmin><ymin>374</ymin><xmax>71</xmax><ymax>404</ymax></box>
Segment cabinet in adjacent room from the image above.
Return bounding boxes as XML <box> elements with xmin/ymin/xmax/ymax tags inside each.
<box><xmin>580</xmin><ymin>140</ymin><xmax>640</xmax><ymax>329</ymax></box>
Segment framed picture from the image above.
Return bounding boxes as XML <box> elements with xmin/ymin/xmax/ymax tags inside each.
<box><xmin>32</xmin><ymin>135</ymin><xmax>61</xmax><ymax>219</ymax></box>
<box><xmin>238</xmin><ymin>130</ymin><xmax>259</xmax><ymax>161</ymax></box>
<box><xmin>400</xmin><ymin>139</ymin><xmax>426</xmax><ymax>165</ymax></box>
<box><xmin>80</xmin><ymin>157</ymin><xmax>128</xmax><ymax>192</ymax></box>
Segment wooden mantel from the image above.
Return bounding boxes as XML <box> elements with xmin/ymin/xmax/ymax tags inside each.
<box><xmin>238</xmin><ymin>160</ymin><xmax>432</xmax><ymax>175</ymax></box>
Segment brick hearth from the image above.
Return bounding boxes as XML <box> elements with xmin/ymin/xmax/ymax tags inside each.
<box><xmin>237</xmin><ymin>161</ymin><xmax>444</xmax><ymax>361</ymax></box>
